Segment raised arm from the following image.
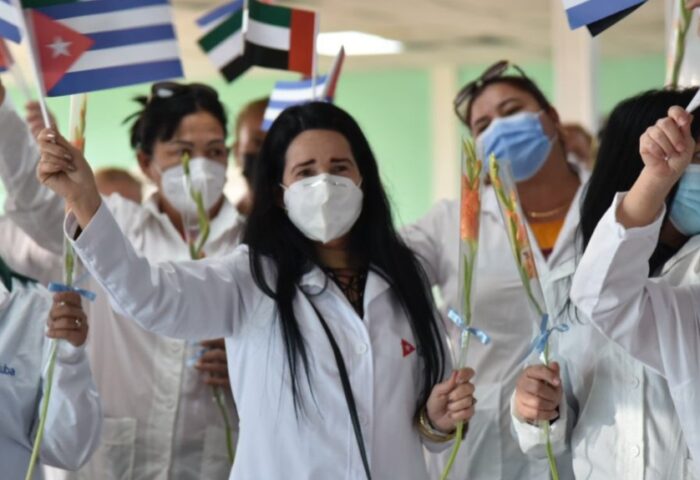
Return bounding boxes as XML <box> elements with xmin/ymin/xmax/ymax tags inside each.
<box><xmin>0</xmin><ymin>80</ymin><xmax>65</xmax><ymax>254</ymax></box>
<box><xmin>36</xmin><ymin>127</ymin><xmax>254</xmax><ymax>340</ymax></box>
<box><xmin>571</xmin><ymin>106</ymin><xmax>699</xmax><ymax>386</ymax></box>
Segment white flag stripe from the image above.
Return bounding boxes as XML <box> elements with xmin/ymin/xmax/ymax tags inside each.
<box><xmin>207</xmin><ymin>30</ymin><xmax>244</xmax><ymax>68</ymax></box>
<box><xmin>68</xmin><ymin>39</ymin><xmax>179</xmax><ymax>73</ymax></box>
<box><xmin>0</xmin><ymin>1</ymin><xmax>19</xmax><ymax>26</ymax></box>
<box><xmin>264</xmin><ymin>106</ymin><xmax>284</xmax><ymax>120</ymax></box>
<box><xmin>270</xmin><ymin>84</ymin><xmax>327</xmax><ymax>103</ymax></box>
<box><xmin>247</xmin><ymin>18</ymin><xmax>289</xmax><ymax>51</ymax></box>
<box><xmin>562</xmin><ymin>0</ymin><xmax>588</xmax><ymax>8</ymax></box>
<box><xmin>59</xmin><ymin>5</ymin><xmax>172</xmax><ymax>35</ymax></box>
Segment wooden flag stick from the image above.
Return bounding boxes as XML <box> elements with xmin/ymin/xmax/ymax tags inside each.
<box><xmin>310</xmin><ymin>13</ymin><xmax>319</xmax><ymax>100</ymax></box>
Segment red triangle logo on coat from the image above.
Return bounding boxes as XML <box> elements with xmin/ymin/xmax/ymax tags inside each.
<box><xmin>401</xmin><ymin>339</ymin><xmax>416</xmax><ymax>357</ymax></box>
<box><xmin>30</xmin><ymin>11</ymin><xmax>94</xmax><ymax>93</ymax></box>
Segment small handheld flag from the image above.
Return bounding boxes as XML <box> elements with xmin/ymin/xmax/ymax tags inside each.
<box><xmin>0</xmin><ymin>0</ymin><xmax>21</xmax><ymax>42</ymax></box>
<box><xmin>262</xmin><ymin>76</ymin><xmax>329</xmax><ymax>131</ymax></box>
<box><xmin>562</xmin><ymin>0</ymin><xmax>646</xmax><ymax>36</ymax></box>
<box><xmin>198</xmin><ymin>0</ymin><xmax>318</xmax><ymax>83</ymax></box>
<box><xmin>198</xmin><ymin>1</ymin><xmax>247</xmax><ymax>82</ymax></box>
<box><xmin>246</xmin><ymin>0</ymin><xmax>316</xmax><ymax>76</ymax></box>
<box><xmin>261</xmin><ymin>47</ymin><xmax>345</xmax><ymax>131</ymax></box>
<box><xmin>21</xmin><ymin>0</ymin><xmax>184</xmax><ymax>97</ymax></box>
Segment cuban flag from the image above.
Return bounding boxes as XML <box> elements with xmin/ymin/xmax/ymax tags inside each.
<box><xmin>23</xmin><ymin>0</ymin><xmax>183</xmax><ymax>96</ymax></box>
<box><xmin>0</xmin><ymin>0</ymin><xmax>21</xmax><ymax>42</ymax></box>
<box><xmin>0</xmin><ymin>38</ymin><xmax>12</xmax><ymax>72</ymax></box>
<box><xmin>262</xmin><ymin>47</ymin><xmax>345</xmax><ymax>131</ymax></box>
<box><xmin>563</xmin><ymin>0</ymin><xmax>646</xmax><ymax>35</ymax></box>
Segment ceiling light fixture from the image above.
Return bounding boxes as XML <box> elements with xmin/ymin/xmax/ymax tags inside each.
<box><xmin>317</xmin><ymin>31</ymin><xmax>404</xmax><ymax>56</ymax></box>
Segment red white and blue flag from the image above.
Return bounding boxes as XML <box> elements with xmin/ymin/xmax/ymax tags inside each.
<box><xmin>0</xmin><ymin>0</ymin><xmax>21</xmax><ymax>43</ymax></box>
<box><xmin>262</xmin><ymin>47</ymin><xmax>345</xmax><ymax>131</ymax></box>
<box><xmin>22</xmin><ymin>0</ymin><xmax>183</xmax><ymax>97</ymax></box>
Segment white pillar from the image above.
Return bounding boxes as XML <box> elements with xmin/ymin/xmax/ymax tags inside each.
<box><xmin>551</xmin><ymin>0</ymin><xmax>600</xmax><ymax>133</ymax></box>
<box><xmin>429</xmin><ymin>64</ymin><xmax>460</xmax><ymax>202</ymax></box>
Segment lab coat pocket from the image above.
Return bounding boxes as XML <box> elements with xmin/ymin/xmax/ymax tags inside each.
<box><xmin>201</xmin><ymin>424</ymin><xmax>234</xmax><ymax>479</ymax></box>
<box><xmin>82</xmin><ymin>417</ymin><xmax>137</xmax><ymax>480</ymax></box>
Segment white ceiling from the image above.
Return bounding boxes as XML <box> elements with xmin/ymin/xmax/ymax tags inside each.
<box><xmin>174</xmin><ymin>0</ymin><xmax>666</xmax><ymax>75</ymax></box>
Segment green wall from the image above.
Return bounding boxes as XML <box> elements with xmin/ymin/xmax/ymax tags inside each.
<box><xmin>0</xmin><ymin>54</ymin><xmax>666</xmax><ymax>224</ymax></box>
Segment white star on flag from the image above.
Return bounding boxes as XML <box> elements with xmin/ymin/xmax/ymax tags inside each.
<box><xmin>48</xmin><ymin>37</ymin><xmax>72</xmax><ymax>58</ymax></box>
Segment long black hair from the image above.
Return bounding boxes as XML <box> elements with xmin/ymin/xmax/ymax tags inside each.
<box><xmin>580</xmin><ymin>87</ymin><xmax>700</xmax><ymax>273</ymax></box>
<box><xmin>243</xmin><ymin>102</ymin><xmax>446</xmax><ymax>413</ymax></box>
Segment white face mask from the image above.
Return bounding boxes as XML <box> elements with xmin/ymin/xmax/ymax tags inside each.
<box><xmin>159</xmin><ymin>157</ymin><xmax>227</xmax><ymax>218</ymax></box>
<box><xmin>283</xmin><ymin>173</ymin><xmax>363</xmax><ymax>244</ymax></box>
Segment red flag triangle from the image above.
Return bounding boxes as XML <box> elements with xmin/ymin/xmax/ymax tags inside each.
<box><xmin>30</xmin><ymin>11</ymin><xmax>93</xmax><ymax>93</ymax></box>
<box><xmin>401</xmin><ymin>339</ymin><xmax>416</xmax><ymax>357</ymax></box>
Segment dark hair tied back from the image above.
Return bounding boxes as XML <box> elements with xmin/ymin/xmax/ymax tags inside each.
<box><xmin>124</xmin><ymin>82</ymin><xmax>227</xmax><ymax>157</ymax></box>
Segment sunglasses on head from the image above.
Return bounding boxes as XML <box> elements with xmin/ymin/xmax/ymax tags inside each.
<box><xmin>453</xmin><ymin>60</ymin><xmax>529</xmax><ymax>121</ymax></box>
<box><xmin>149</xmin><ymin>81</ymin><xmax>219</xmax><ymax>102</ymax></box>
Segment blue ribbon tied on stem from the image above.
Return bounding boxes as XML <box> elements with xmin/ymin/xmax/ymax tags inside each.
<box><xmin>526</xmin><ymin>314</ymin><xmax>569</xmax><ymax>359</ymax></box>
<box><xmin>47</xmin><ymin>282</ymin><xmax>97</xmax><ymax>302</ymax></box>
<box><xmin>448</xmin><ymin>309</ymin><xmax>491</xmax><ymax>345</ymax></box>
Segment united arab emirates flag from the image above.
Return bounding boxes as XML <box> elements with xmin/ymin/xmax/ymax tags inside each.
<box><xmin>198</xmin><ymin>4</ymin><xmax>247</xmax><ymax>82</ymax></box>
<box><xmin>199</xmin><ymin>0</ymin><xmax>316</xmax><ymax>83</ymax></box>
<box><xmin>246</xmin><ymin>0</ymin><xmax>316</xmax><ymax>76</ymax></box>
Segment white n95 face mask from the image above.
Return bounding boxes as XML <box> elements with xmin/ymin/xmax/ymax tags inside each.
<box><xmin>283</xmin><ymin>173</ymin><xmax>364</xmax><ymax>244</ymax></box>
<box><xmin>160</xmin><ymin>157</ymin><xmax>227</xmax><ymax>218</ymax></box>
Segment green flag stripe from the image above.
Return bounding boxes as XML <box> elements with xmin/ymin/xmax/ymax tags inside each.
<box><xmin>199</xmin><ymin>10</ymin><xmax>243</xmax><ymax>53</ymax></box>
<box><xmin>248</xmin><ymin>0</ymin><xmax>290</xmax><ymax>28</ymax></box>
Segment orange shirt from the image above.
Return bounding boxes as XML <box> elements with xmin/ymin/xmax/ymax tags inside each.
<box><xmin>530</xmin><ymin>218</ymin><xmax>565</xmax><ymax>259</ymax></box>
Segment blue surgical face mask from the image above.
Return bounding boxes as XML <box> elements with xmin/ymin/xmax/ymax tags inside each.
<box><xmin>670</xmin><ymin>164</ymin><xmax>700</xmax><ymax>236</ymax></box>
<box><xmin>477</xmin><ymin>111</ymin><xmax>554</xmax><ymax>182</ymax></box>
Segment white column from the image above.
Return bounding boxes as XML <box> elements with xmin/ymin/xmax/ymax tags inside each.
<box><xmin>429</xmin><ymin>64</ymin><xmax>460</xmax><ymax>202</ymax></box>
<box><xmin>551</xmin><ymin>0</ymin><xmax>600</xmax><ymax>133</ymax></box>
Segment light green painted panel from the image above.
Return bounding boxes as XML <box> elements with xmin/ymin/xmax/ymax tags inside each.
<box><xmin>0</xmin><ymin>54</ymin><xmax>671</xmax><ymax>225</ymax></box>
<box><xmin>1</xmin><ymin>69</ymin><xmax>433</xmax><ymax>225</ymax></box>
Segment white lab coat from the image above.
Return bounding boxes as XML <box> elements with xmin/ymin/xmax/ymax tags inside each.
<box><xmin>0</xmin><ymin>100</ymin><xmax>241</xmax><ymax>480</ymax></box>
<box><xmin>0</xmin><ymin>216</ymin><xmax>62</xmax><ymax>285</ymax></box>
<box><xmin>572</xmin><ymin>192</ymin><xmax>700</xmax><ymax>478</ymax></box>
<box><xmin>66</xmin><ymin>200</ymin><xmax>452</xmax><ymax>480</ymax></box>
<box><xmin>512</xmin><ymin>260</ymin><xmax>695</xmax><ymax>478</ymax></box>
<box><xmin>0</xmin><ymin>273</ymin><xmax>101</xmax><ymax>480</ymax></box>
<box><xmin>403</xmin><ymin>177</ymin><xmax>587</xmax><ymax>479</ymax></box>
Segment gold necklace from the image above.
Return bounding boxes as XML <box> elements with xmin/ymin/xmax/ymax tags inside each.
<box><xmin>526</xmin><ymin>201</ymin><xmax>570</xmax><ymax>220</ymax></box>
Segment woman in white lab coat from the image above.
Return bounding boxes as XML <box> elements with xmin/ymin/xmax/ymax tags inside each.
<box><xmin>0</xmin><ymin>79</ymin><xmax>239</xmax><ymax>480</ymax></box>
<box><xmin>404</xmin><ymin>60</ymin><xmax>585</xmax><ymax>479</ymax></box>
<box><xmin>512</xmin><ymin>88</ymin><xmax>700</xmax><ymax>479</ymax></box>
<box><xmin>572</xmin><ymin>103</ymin><xmax>700</xmax><ymax>475</ymax></box>
<box><xmin>0</xmin><ymin>257</ymin><xmax>101</xmax><ymax>479</ymax></box>
<box><xmin>34</xmin><ymin>101</ymin><xmax>477</xmax><ymax>480</ymax></box>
